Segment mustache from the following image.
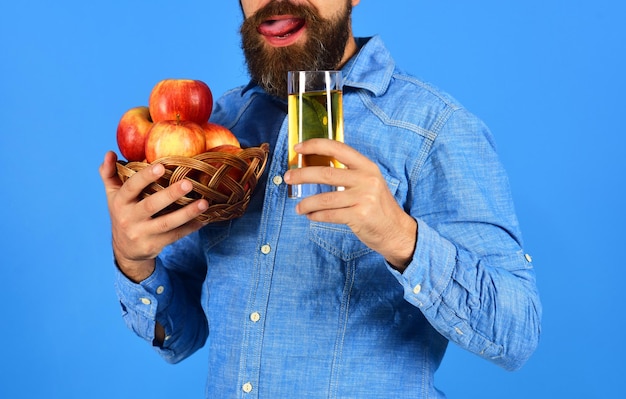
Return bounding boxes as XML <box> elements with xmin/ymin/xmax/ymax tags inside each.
<box><xmin>239</xmin><ymin>0</ymin><xmax>352</xmax><ymax>97</ymax></box>
<box><xmin>245</xmin><ymin>1</ymin><xmax>320</xmax><ymax>28</ymax></box>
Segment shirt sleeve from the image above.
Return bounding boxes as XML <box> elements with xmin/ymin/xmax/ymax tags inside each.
<box><xmin>388</xmin><ymin>107</ymin><xmax>542</xmax><ymax>371</ymax></box>
<box><xmin>114</xmin><ymin>243</ymin><xmax>209</xmax><ymax>364</ymax></box>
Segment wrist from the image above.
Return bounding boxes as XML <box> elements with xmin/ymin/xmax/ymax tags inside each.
<box><xmin>385</xmin><ymin>216</ymin><xmax>418</xmax><ymax>272</ymax></box>
<box><xmin>115</xmin><ymin>256</ymin><xmax>156</xmax><ymax>283</ymax></box>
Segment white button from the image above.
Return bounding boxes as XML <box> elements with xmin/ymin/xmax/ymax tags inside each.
<box><xmin>412</xmin><ymin>284</ymin><xmax>422</xmax><ymax>295</ymax></box>
<box><xmin>273</xmin><ymin>175</ymin><xmax>283</xmax><ymax>185</ymax></box>
<box><xmin>250</xmin><ymin>312</ymin><xmax>261</xmax><ymax>323</ymax></box>
<box><xmin>242</xmin><ymin>382</ymin><xmax>253</xmax><ymax>393</ymax></box>
<box><xmin>156</xmin><ymin>286</ymin><xmax>165</xmax><ymax>295</ymax></box>
<box><xmin>261</xmin><ymin>244</ymin><xmax>271</xmax><ymax>254</ymax></box>
<box><xmin>525</xmin><ymin>254</ymin><xmax>533</xmax><ymax>263</ymax></box>
<box><xmin>164</xmin><ymin>335</ymin><xmax>171</xmax><ymax>341</ymax></box>
<box><xmin>140</xmin><ymin>298</ymin><xmax>151</xmax><ymax>305</ymax></box>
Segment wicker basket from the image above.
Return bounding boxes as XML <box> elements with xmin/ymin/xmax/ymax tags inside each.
<box><xmin>116</xmin><ymin>143</ymin><xmax>270</xmax><ymax>223</ymax></box>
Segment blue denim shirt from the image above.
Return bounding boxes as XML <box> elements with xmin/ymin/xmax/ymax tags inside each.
<box><xmin>115</xmin><ymin>36</ymin><xmax>541</xmax><ymax>398</ymax></box>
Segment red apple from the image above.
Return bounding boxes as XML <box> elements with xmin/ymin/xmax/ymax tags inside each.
<box><xmin>201</xmin><ymin>122</ymin><xmax>240</xmax><ymax>151</ymax></box>
<box><xmin>145</xmin><ymin>120</ymin><xmax>206</xmax><ymax>163</ymax></box>
<box><xmin>149</xmin><ymin>79</ymin><xmax>213</xmax><ymax>125</ymax></box>
<box><xmin>209</xmin><ymin>144</ymin><xmax>244</xmax><ymax>155</ymax></box>
<box><xmin>116</xmin><ymin>106</ymin><xmax>153</xmax><ymax>161</ymax></box>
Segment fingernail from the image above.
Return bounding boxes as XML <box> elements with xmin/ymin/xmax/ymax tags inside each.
<box><xmin>283</xmin><ymin>170</ymin><xmax>291</xmax><ymax>183</ymax></box>
<box><xmin>152</xmin><ymin>164</ymin><xmax>164</xmax><ymax>175</ymax></box>
<box><xmin>181</xmin><ymin>180</ymin><xmax>192</xmax><ymax>191</ymax></box>
<box><xmin>198</xmin><ymin>200</ymin><xmax>208</xmax><ymax>211</ymax></box>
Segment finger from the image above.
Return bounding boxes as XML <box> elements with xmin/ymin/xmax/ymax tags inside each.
<box><xmin>99</xmin><ymin>151</ymin><xmax>122</xmax><ymax>189</ymax></box>
<box><xmin>304</xmin><ymin>207</ymin><xmax>353</xmax><ymax>226</ymax></box>
<box><xmin>296</xmin><ymin>189</ymin><xmax>355</xmax><ymax>216</ymax></box>
<box><xmin>294</xmin><ymin>139</ymin><xmax>365</xmax><ymax>169</ymax></box>
<box><xmin>116</xmin><ymin>163</ymin><xmax>166</xmax><ymax>204</ymax></box>
<box><xmin>137</xmin><ymin>178</ymin><xmax>196</xmax><ymax>218</ymax></box>
<box><xmin>147</xmin><ymin>199</ymin><xmax>209</xmax><ymax>235</ymax></box>
<box><xmin>285</xmin><ymin>164</ymin><xmax>355</xmax><ymax>188</ymax></box>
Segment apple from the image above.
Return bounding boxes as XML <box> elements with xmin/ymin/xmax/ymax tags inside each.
<box><xmin>145</xmin><ymin>120</ymin><xmax>206</xmax><ymax>163</ymax></box>
<box><xmin>201</xmin><ymin>122</ymin><xmax>240</xmax><ymax>151</ymax></box>
<box><xmin>149</xmin><ymin>79</ymin><xmax>213</xmax><ymax>125</ymax></box>
<box><xmin>116</xmin><ymin>106</ymin><xmax>153</xmax><ymax>161</ymax></box>
<box><xmin>209</xmin><ymin>144</ymin><xmax>244</xmax><ymax>155</ymax></box>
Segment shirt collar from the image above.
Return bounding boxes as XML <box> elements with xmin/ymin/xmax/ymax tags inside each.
<box><xmin>240</xmin><ymin>35</ymin><xmax>394</xmax><ymax>98</ymax></box>
<box><xmin>341</xmin><ymin>35</ymin><xmax>395</xmax><ymax>97</ymax></box>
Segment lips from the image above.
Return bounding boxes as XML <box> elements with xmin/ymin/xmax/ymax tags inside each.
<box><xmin>257</xmin><ymin>16</ymin><xmax>306</xmax><ymax>39</ymax></box>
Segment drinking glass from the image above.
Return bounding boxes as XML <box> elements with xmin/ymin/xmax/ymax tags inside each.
<box><xmin>287</xmin><ymin>70</ymin><xmax>344</xmax><ymax>198</ymax></box>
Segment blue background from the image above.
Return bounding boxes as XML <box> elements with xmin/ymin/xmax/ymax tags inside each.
<box><xmin>1</xmin><ymin>1</ymin><xmax>623</xmax><ymax>398</ymax></box>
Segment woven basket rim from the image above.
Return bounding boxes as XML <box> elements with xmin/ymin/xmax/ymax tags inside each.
<box><xmin>116</xmin><ymin>143</ymin><xmax>269</xmax><ymax>223</ymax></box>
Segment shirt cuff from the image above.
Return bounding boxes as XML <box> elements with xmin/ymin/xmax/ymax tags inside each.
<box><xmin>114</xmin><ymin>257</ymin><xmax>174</xmax><ymax>319</ymax></box>
<box><xmin>387</xmin><ymin>218</ymin><xmax>456</xmax><ymax>310</ymax></box>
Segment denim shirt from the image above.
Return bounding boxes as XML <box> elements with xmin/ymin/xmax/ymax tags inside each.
<box><xmin>115</xmin><ymin>36</ymin><xmax>541</xmax><ymax>398</ymax></box>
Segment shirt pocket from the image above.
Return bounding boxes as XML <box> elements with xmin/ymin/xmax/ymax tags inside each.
<box><xmin>307</xmin><ymin>174</ymin><xmax>400</xmax><ymax>261</ymax></box>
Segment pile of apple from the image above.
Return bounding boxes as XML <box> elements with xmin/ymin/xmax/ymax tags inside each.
<box><xmin>116</xmin><ymin>79</ymin><xmax>241</xmax><ymax>163</ymax></box>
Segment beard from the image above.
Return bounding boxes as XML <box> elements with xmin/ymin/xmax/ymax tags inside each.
<box><xmin>240</xmin><ymin>1</ymin><xmax>352</xmax><ymax>98</ymax></box>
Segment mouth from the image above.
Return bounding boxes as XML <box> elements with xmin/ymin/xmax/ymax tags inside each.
<box><xmin>257</xmin><ymin>15</ymin><xmax>306</xmax><ymax>47</ymax></box>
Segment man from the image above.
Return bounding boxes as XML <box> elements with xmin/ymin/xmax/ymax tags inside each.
<box><xmin>99</xmin><ymin>0</ymin><xmax>541</xmax><ymax>397</ymax></box>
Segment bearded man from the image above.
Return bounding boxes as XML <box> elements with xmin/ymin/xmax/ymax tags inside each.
<box><xmin>100</xmin><ymin>1</ymin><xmax>541</xmax><ymax>397</ymax></box>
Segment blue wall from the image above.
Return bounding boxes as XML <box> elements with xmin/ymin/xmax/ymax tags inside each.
<box><xmin>1</xmin><ymin>1</ymin><xmax>623</xmax><ymax>397</ymax></box>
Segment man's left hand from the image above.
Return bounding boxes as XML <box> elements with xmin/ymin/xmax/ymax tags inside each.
<box><xmin>283</xmin><ymin>139</ymin><xmax>417</xmax><ymax>271</ymax></box>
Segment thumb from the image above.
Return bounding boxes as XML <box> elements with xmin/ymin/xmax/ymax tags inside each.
<box><xmin>99</xmin><ymin>151</ymin><xmax>122</xmax><ymax>189</ymax></box>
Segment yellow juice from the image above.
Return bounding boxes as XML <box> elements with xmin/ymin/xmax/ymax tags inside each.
<box><xmin>288</xmin><ymin>89</ymin><xmax>344</xmax><ymax>170</ymax></box>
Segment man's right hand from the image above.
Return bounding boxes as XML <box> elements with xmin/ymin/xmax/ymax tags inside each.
<box><xmin>99</xmin><ymin>151</ymin><xmax>208</xmax><ymax>283</ymax></box>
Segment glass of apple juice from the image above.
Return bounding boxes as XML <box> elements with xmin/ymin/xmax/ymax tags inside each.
<box><xmin>287</xmin><ymin>70</ymin><xmax>345</xmax><ymax>198</ymax></box>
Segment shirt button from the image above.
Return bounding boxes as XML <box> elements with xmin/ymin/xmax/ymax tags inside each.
<box><xmin>250</xmin><ymin>312</ymin><xmax>261</xmax><ymax>323</ymax></box>
<box><xmin>156</xmin><ymin>286</ymin><xmax>165</xmax><ymax>295</ymax></box>
<box><xmin>412</xmin><ymin>284</ymin><xmax>422</xmax><ymax>295</ymax></box>
<box><xmin>525</xmin><ymin>253</ymin><xmax>533</xmax><ymax>263</ymax></box>
<box><xmin>261</xmin><ymin>244</ymin><xmax>271</xmax><ymax>254</ymax></box>
<box><xmin>140</xmin><ymin>298</ymin><xmax>151</xmax><ymax>305</ymax></box>
<box><xmin>272</xmin><ymin>175</ymin><xmax>283</xmax><ymax>185</ymax></box>
<box><xmin>242</xmin><ymin>382</ymin><xmax>253</xmax><ymax>393</ymax></box>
